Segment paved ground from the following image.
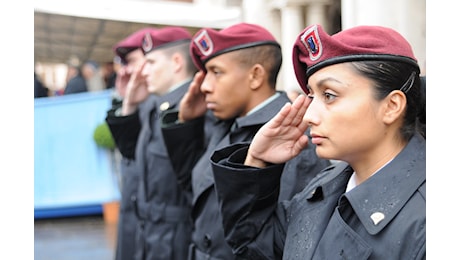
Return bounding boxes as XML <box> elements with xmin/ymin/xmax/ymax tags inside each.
<box><xmin>34</xmin><ymin>215</ymin><xmax>117</xmax><ymax>260</ymax></box>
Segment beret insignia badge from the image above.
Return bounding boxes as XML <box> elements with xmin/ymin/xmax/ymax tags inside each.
<box><xmin>194</xmin><ymin>30</ymin><xmax>213</xmax><ymax>56</ymax></box>
<box><xmin>142</xmin><ymin>33</ymin><xmax>154</xmax><ymax>53</ymax></box>
<box><xmin>300</xmin><ymin>25</ymin><xmax>322</xmax><ymax>61</ymax></box>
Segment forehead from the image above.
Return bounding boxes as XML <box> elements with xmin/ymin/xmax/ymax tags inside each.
<box><xmin>205</xmin><ymin>51</ymin><xmax>242</xmax><ymax>70</ymax></box>
<box><xmin>309</xmin><ymin>63</ymin><xmax>350</xmax><ymax>79</ymax></box>
<box><xmin>308</xmin><ymin>63</ymin><xmax>372</xmax><ymax>90</ymax></box>
<box><xmin>144</xmin><ymin>49</ymin><xmax>168</xmax><ymax>60</ymax></box>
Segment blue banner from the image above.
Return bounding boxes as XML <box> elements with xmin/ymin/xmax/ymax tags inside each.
<box><xmin>34</xmin><ymin>90</ymin><xmax>120</xmax><ymax>218</ymax></box>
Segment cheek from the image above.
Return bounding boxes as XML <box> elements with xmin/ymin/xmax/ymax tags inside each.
<box><xmin>212</xmin><ymin>77</ymin><xmax>230</xmax><ymax>95</ymax></box>
<box><xmin>330</xmin><ymin>102</ymin><xmax>379</xmax><ymax>141</ymax></box>
<box><xmin>152</xmin><ymin>66</ymin><xmax>169</xmax><ymax>83</ymax></box>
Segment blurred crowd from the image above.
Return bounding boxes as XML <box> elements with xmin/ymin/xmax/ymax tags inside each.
<box><xmin>34</xmin><ymin>59</ymin><xmax>117</xmax><ymax>98</ymax></box>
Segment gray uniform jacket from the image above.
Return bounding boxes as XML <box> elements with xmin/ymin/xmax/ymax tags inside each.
<box><xmin>161</xmin><ymin>91</ymin><xmax>330</xmax><ymax>260</ymax></box>
<box><xmin>210</xmin><ymin>133</ymin><xmax>426</xmax><ymax>259</ymax></box>
<box><xmin>106</xmin><ymin>81</ymin><xmax>194</xmax><ymax>260</ymax></box>
<box><xmin>107</xmin><ymin>95</ymin><xmax>156</xmax><ymax>260</ymax></box>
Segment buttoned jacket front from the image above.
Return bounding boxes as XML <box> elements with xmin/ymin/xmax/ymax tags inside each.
<box><xmin>106</xmin><ymin>95</ymin><xmax>156</xmax><ymax>260</ymax></box>
<box><xmin>211</xmin><ymin>134</ymin><xmax>426</xmax><ymax>260</ymax></box>
<box><xmin>106</xmin><ymin>81</ymin><xmax>194</xmax><ymax>260</ymax></box>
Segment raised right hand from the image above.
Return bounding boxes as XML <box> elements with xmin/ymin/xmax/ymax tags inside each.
<box><xmin>115</xmin><ymin>66</ymin><xmax>130</xmax><ymax>98</ymax></box>
<box><xmin>244</xmin><ymin>95</ymin><xmax>311</xmax><ymax>168</ymax></box>
<box><xmin>121</xmin><ymin>61</ymin><xmax>149</xmax><ymax>115</ymax></box>
<box><xmin>178</xmin><ymin>71</ymin><xmax>208</xmax><ymax>122</ymax></box>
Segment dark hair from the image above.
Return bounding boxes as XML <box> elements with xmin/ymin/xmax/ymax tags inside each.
<box><xmin>350</xmin><ymin>60</ymin><xmax>425</xmax><ymax>139</ymax></box>
<box><xmin>235</xmin><ymin>45</ymin><xmax>283</xmax><ymax>89</ymax></box>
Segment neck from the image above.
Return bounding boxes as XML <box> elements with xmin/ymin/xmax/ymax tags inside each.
<box><xmin>349</xmin><ymin>135</ymin><xmax>406</xmax><ymax>185</ymax></box>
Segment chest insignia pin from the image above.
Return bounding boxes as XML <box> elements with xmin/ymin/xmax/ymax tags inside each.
<box><xmin>370</xmin><ymin>212</ymin><xmax>385</xmax><ymax>225</ymax></box>
<box><xmin>160</xmin><ymin>101</ymin><xmax>170</xmax><ymax>111</ymax></box>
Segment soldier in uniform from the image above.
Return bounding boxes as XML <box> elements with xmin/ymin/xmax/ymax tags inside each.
<box><xmin>160</xmin><ymin>23</ymin><xmax>330</xmax><ymax>260</ymax></box>
<box><xmin>210</xmin><ymin>24</ymin><xmax>426</xmax><ymax>259</ymax></box>
<box><xmin>105</xmin><ymin>27</ymin><xmax>155</xmax><ymax>260</ymax></box>
<box><xmin>106</xmin><ymin>26</ymin><xmax>200</xmax><ymax>260</ymax></box>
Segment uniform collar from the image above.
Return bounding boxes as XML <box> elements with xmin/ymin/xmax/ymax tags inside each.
<box><xmin>233</xmin><ymin>91</ymin><xmax>288</xmax><ymax>129</ymax></box>
<box><xmin>343</xmin><ymin>134</ymin><xmax>426</xmax><ymax>235</ymax></box>
<box><xmin>155</xmin><ymin>79</ymin><xmax>192</xmax><ymax>112</ymax></box>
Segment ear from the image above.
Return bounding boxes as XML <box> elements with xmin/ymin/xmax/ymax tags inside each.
<box><xmin>382</xmin><ymin>90</ymin><xmax>407</xmax><ymax>124</ymax></box>
<box><xmin>248</xmin><ymin>64</ymin><xmax>265</xmax><ymax>90</ymax></box>
<box><xmin>172</xmin><ymin>52</ymin><xmax>183</xmax><ymax>73</ymax></box>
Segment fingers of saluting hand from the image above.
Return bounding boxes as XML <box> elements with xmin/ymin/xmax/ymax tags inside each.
<box><xmin>190</xmin><ymin>71</ymin><xmax>206</xmax><ymax>95</ymax></box>
<box><xmin>134</xmin><ymin>62</ymin><xmax>147</xmax><ymax>80</ymax></box>
<box><xmin>272</xmin><ymin>95</ymin><xmax>309</xmax><ymax>128</ymax></box>
<box><xmin>285</xmin><ymin>95</ymin><xmax>309</xmax><ymax>125</ymax></box>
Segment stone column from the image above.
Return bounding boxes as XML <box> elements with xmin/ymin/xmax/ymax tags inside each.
<box><xmin>305</xmin><ymin>1</ymin><xmax>329</xmax><ymax>30</ymax></box>
<box><xmin>242</xmin><ymin>0</ymin><xmax>278</xmax><ymax>31</ymax></box>
<box><xmin>280</xmin><ymin>5</ymin><xmax>304</xmax><ymax>93</ymax></box>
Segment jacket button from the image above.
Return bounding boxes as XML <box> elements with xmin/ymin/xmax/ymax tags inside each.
<box><xmin>203</xmin><ymin>234</ymin><xmax>212</xmax><ymax>248</ymax></box>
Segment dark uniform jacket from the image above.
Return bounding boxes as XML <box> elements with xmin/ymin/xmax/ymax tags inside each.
<box><xmin>106</xmin><ymin>81</ymin><xmax>195</xmax><ymax>260</ymax></box>
<box><xmin>161</xmin><ymin>91</ymin><xmax>330</xmax><ymax>260</ymax></box>
<box><xmin>210</xmin><ymin>133</ymin><xmax>426</xmax><ymax>259</ymax></box>
<box><xmin>106</xmin><ymin>95</ymin><xmax>154</xmax><ymax>260</ymax></box>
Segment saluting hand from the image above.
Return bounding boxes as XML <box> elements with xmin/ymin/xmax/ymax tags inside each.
<box><xmin>178</xmin><ymin>71</ymin><xmax>207</xmax><ymax>122</ymax></box>
<box><xmin>121</xmin><ymin>61</ymin><xmax>149</xmax><ymax>115</ymax></box>
<box><xmin>115</xmin><ymin>66</ymin><xmax>130</xmax><ymax>98</ymax></box>
<box><xmin>244</xmin><ymin>95</ymin><xmax>311</xmax><ymax>168</ymax></box>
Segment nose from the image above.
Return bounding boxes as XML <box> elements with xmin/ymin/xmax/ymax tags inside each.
<box><xmin>304</xmin><ymin>97</ymin><xmax>320</xmax><ymax>126</ymax></box>
<box><xmin>200</xmin><ymin>74</ymin><xmax>212</xmax><ymax>93</ymax></box>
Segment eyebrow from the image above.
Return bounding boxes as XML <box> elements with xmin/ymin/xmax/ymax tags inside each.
<box><xmin>317</xmin><ymin>77</ymin><xmax>342</xmax><ymax>87</ymax></box>
<box><xmin>206</xmin><ymin>64</ymin><xmax>216</xmax><ymax>70</ymax></box>
<box><xmin>308</xmin><ymin>77</ymin><xmax>344</xmax><ymax>92</ymax></box>
<box><xmin>206</xmin><ymin>63</ymin><xmax>224</xmax><ymax>72</ymax></box>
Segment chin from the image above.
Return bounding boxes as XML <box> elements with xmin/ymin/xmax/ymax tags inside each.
<box><xmin>315</xmin><ymin>147</ymin><xmax>334</xmax><ymax>161</ymax></box>
<box><xmin>212</xmin><ymin>111</ymin><xmax>228</xmax><ymax>121</ymax></box>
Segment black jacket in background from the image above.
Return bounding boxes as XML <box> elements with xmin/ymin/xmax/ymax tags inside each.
<box><xmin>63</xmin><ymin>74</ymin><xmax>88</xmax><ymax>95</ymax></box>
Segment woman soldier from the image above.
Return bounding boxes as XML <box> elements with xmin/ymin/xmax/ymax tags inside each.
<box><xmin>210</xmin><ymin>24</ymin><xmax>426</xmax><ymax>259</ymax></box>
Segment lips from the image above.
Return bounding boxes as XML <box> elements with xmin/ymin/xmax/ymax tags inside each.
<box><xmin>206</xmin><ymin>101</ymin><xmax>217</xmax><ymax>110</ymax></box>
<box><xmin>310</xmin><ymin>133</ymin><xmax>324</xmax><ymax>145</ymax></box>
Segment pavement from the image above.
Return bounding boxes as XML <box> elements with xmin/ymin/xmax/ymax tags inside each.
<box><xmin>34</xmin><ymin>215</ymin><xmax>117</xmax><ymax>260</ymax></box>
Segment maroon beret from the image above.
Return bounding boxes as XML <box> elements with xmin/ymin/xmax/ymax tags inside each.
<box><xmin>190</xmin><ymin>22</ymin><xmax>280</xmax><ymax>71</ymax></box>
<box><xmin>292</xmin><ymin>24</ymin><xmax>420</xmax><ymax>94</ymax></box>
<box><xmin>141</xmin><ymin>26</ymin><xmax>192</xmax><ymax>54</ymax></box>
<box><xmin>113</xmin><ymin>27</ymin><xmax>157</xmax><ymax>64</ymax></box>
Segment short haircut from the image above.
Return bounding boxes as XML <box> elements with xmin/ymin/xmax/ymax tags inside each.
<box><xmin>163</xmin><ymin>41</ymin><xmax>198</xmax><ymax>75</ymax></box>
<box><xmin>234</xmin><ymin>45</ymin><xmax>282</xmax><ymax>88</ymax></box>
